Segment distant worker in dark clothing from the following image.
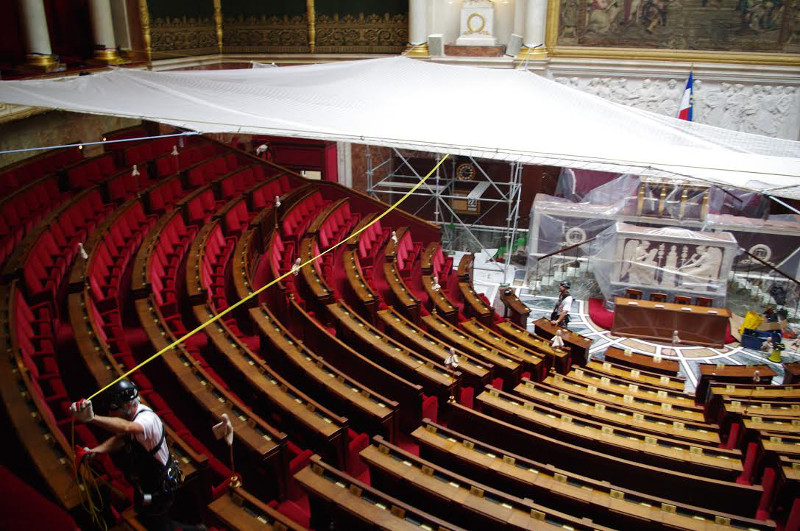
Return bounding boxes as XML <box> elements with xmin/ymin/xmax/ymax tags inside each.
<box><xmin>550</xmin><ymin>281</ymin><xmax>574</xmax><ymax>329</ymax></box>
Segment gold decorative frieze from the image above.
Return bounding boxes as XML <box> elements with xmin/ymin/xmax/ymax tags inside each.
<box><xmin>150</xmin><ymin>16</ymin><xmax>218</xmax><ymax>58</ymax></box>
<box><xmin>223</xmin><ymin>15</ymin><xmax>309</xmax><ymax>53</ymax></box>
<box><xmin>315</xmin><ymin>12</ymin><xmax>408</xmax><ymax>53</ymax></box>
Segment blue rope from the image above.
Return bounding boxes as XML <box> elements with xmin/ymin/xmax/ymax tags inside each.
<box><xmin>0</xmin><ymin>131</ymin><xmax>201</xmax><ymax>155</ymax></box>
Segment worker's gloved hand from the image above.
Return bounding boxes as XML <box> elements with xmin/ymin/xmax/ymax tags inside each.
<box><xmin>69</xmin><ymin>399</ymin><xmax>94</xmax><ymax>423</ymax></box>
<box><xmin>74</xmin><ymin>445</ymin><xmax>95</xmax><ymax>473</ymax></box>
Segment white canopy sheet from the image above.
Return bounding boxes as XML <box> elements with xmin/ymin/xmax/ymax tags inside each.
<box><xmin>1</xmin><ymin>56</ymin><xmax>799</xmax><ymax>198</ymax></box>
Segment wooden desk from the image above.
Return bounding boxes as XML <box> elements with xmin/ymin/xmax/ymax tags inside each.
<box><xmin>444</xmin><ymin>402</ymin><xmax>764</xmax><ymax>517</ymax></box>
<box><xmin>377</xmin><ymin>307</ymin><xmax>492</xmax><ymax>390</ymax></box>
<box><xmin>421</xmin><ymin>274</ymin><xmax>457</xmax><ymax>323</ymax></box>
<box><xmin>208</xmin><ymin>486</ymin><xmax>309</xmax><ymax>530</ymax></box>
<box><xmin>412</xmin><ymin>421</ymin><xmax>769</xmax><ymax>531</ymax></box>
<box><xmin>383</xmin><ymin>261</ymin><xmax>420</xmax><ymax>323</ymax></box>
<box><xmin>299</xmin><ymin>236</ymin><xmax>334</xmax><ymax>305</ymax></box>
<box><xmin>460</xmin><ymin>319</ymin><xmax>545</xmax><ymax>381</ymax></box>
<box><xmin>496</xmin><ymin>320</ymin><xmax>570</xmax><ymax>374</ymax></box>
<box><xmin>295</xmin><ymin>455</ymin><xmax>468</xmax><ymax>531</ymax></box>
<box><xmin>612</xmin><ymin>297</ymin><xmax>731</xmax><ymax>348</ymax></box>
<box><xmin>194</xmin><ymin>303</ymin><xmax>349</xmax><ymax>469</ymax></box>
<box><xmin>478</xmin><ymin>387</ymin><xmax>740</xmax><ymax>482</ymax></box>
<box><xmin>515</xmin><ymin>379</ymin><xmax>719</xmax><ymax>446</ymax></box>
<box><xmin>420</xmin><ymin>242</ymin><xmax>438</xmax><ymax>274</ymax></box>
<box><xmin>361</xmin><ymin>437</ymin><xmax>615</xmax><ymax>531</ymax></box>
<box><xmin>342</xmin><ymin>249</ymin><xmax>377</xmax><ymax>319</ymax></box>
<box><xmin>784</xmin><ymin>362</ymin><xmax>800</xmax><ymax>385</ymax></box>
<box><xmin>326</xmin><ymin>302</ymin><xmax>456</xmax><ymax>402</ymax></box>
<box><xmin>604</xmin><ymin>345</ymin><xmax>680</xmax><ymax>377</ymax></box>
<box><xmin>586</xmin><ymin>359</ymin><xmax>685</xmax><ymax>392</ymax></box>
<box><xmin>457</xmin><ymin>252</ymin><xmax>474</xmax><ymax>280</ymax></box>
<box><xmin>534</xmin><ymin>318</ymin><xmax>592</xmax><ymax>365</ymax></box>
<box><xmin>458</xmin><ymin>282</ymin><xmax>494</xmax><ymax>325</ymax></box>
<box><xmin>697</xmin><ymin>364</ymin><xmax>777</xmax><ymax>403</ymax></box>
<box><xmin>251</xmin><ymin>304</ymin><xmax>398</xmax><ymax>441</ymax></box>
<box><xmin>500</xmin><ymin>288</ymin><xmax>531</xmax><ymax>328</ymax></box>
<box><xmin>289</xmin><ymin>297</ymin><xmax>423</xmax><ymax>432</ymax></box>
<box><xmin>384</xmin><ymin>226</ymin><xmax>408</xmax><ymax>261</ymax></box>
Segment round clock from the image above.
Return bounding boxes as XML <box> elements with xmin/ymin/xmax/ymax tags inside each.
<box><xmin>456</xmin><ymin>163</ymin><xmax>476</xmax><ymax>181</ymax></box>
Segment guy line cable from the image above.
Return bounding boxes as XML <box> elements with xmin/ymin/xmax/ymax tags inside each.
<box><xmin>87</xmin><ymin>153</ymin><xmax>450</xmax><ymax>401</ymax></box>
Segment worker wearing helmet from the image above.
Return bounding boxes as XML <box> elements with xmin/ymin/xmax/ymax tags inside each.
<box><xmin>71</xmin><ymin>380</ymin><xmax>200</xmax><ymax>531</ymax></box>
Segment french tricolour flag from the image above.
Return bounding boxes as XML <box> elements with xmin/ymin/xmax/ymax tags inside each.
<box><xmin>677</xmin><ymin>72</ymin><xmax>694</xmax><ymax>121</ymax></box>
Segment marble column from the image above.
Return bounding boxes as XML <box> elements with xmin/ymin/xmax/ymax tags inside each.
<box><xmin>514</xmin><ymin>0</ymin><xmax>526</xmax><ymax>36</ymax></box>
<box><xmin>524</xmin><ymin>0</ymin><xmax>547</xmax><ymax>50</ymax></box>
<box><xmin>409</xmin><ymin>0</ymin><xmax>427</xmax><ymax>45</ymax></box>
<box><xmin>89</xmin><ymin>0</ymin><xmax>121</xmax><ymax>62</ymax></box>
<box><xmin>18</xmin><ymin>0</ymin><xmax>57</xmax><ymax>69</ymax></box>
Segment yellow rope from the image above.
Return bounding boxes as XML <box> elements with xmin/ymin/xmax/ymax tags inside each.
<box><xmin>88</xmin><ymin>154</ymin><xmax>449</xmax><ymax>400</ymax></box>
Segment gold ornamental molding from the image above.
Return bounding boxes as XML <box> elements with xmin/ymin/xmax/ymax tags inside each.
<box><xmin>213</xmin><ymin>0</ymin><xmax>223</xmax><ymax>53</ymax></box>
<box><xmin>149</xmin><ymin>16</ymin><xmax>217</xmax><ymax>58</ymax></box>
<box><xmin>138</xmin><ymin>0</ymin><xmax>152</xmax><ymax>63</ymax></box>
<box><xmin>544</xmin><ymin>0</ymin><xmax>800</xmax><ymax>66</ymax></box>
<box><xmin>307</xmin><ymin>0</ymin><xmax>316</xmax><ymax>53</ymax></box>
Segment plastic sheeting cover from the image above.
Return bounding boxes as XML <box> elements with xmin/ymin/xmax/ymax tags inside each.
<box><xmin>1</xmin><ymin>57</ymin><xmax>800</xmax><ymax>198</ymax></box>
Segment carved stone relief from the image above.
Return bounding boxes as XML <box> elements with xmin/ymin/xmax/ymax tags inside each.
<box><xmin>554</xmin><ymin>75</ymin><xmax>800</xmax><ymax>139</ymax></box>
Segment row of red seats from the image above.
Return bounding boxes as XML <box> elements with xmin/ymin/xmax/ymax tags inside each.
<box><xmin>147</xmin><ymin>175</ymin><xmax>183</xmax><ymax>213</ymax></box>
<box><xmin>269</xmin><ymin>232</ymin><xmax>297</xmax><ymax>287</ymax></box>
<box><xmin>251</xmin><ymin>174</ymin><xmax>292</xmax><ymax>211</ymax></box>
<box><xmin>64</xmin><ymin>151</ymin><xmax>119</xmax><ymax>189</ymax></box>
<box><xmin>153</xmin><ymin>144</ymin><xmax>218</xmax><ymax>178</ymax></box>
<box><xmin>183</xmin><ymin>188</ymin><xmax>221</xmax><ymax>226</ymax></box>
<box><xmin>0</xmin><ymin>147</ymin><xmax>81</xmax><ymax>195</ymax></box>
<box><xmin>215</xmin><ymin>164</ymin><xmax>267</xmax><ymax>199</ymax></box>
<box><xmin>429</xmin><ymin>244</ymin><xmax>454</xmax><ymax>283</ymax></box>
<box><xmin>103</xmin><ymin>164</ymin><xmax>152</xmax><ymax>204</ymax></box>
<box><xmin>218</xmin><ymin>199</ymin><xmax>250</xmax><ymax>237</ymax></box>
<box><xmin>395</xmin><ymin>230</ymin><xmax>422</xmax><ymax>275</ymax></box>
<box><xmin>121</xmin><ymin>136</ymin><xmax>175</xmax><ymax>167</ymax></box>
<box><xmin>282</xmin><ymin>191</ymin><xmax>327</xmax><ymax>243</ymax></box>
<box><xmin>21</xmin><ymin>190</ymin><xmax>111</xmax><ymax>303</ymax></box>
<box><xmin>185</xmin><ymin>153</ymin><xmax>239</xmax><ymax>188</ymax></box>
<box><xmin>356</xmin><ymin>217</ymin><xmax>390</xmax><ymax>268</ymax></box>
<box><xmin>318</xmin><ymin>201</ymin><xmax>358</xmax><ymax>250</ymax></box>
<box><xmin>89</xmin><ymin>202</ymin><xmax>157</xmax><ymax>310</ymax></box>
<box><xmin>150</xmin><ymin>214</ymin><xmax>197</xmax><ymax>315</ymax></box>
<box><xmin>201</xmin><ymin>223</ymin><xmax>238</xmax><ymax>310</ymax></box>
<box><xmin>0</xmin><ymin>177</ymin><xmax>70</xmax><ymax>267</ymax></box>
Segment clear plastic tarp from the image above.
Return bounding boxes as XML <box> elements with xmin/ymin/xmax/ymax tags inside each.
<box><xmin>529</xmin><ymin>171</ymin><xmax>800</xmax><ymax>282</ymax></box>
<box><xmin>590</xmin><ymin>222</ymin><xmax>738</xmax><ymax>307</ymax></box>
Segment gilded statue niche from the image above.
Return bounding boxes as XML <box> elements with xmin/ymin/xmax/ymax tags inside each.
<box><xmin>548</xmin><ymin>0</ymin><xmax>800</xmax><ymax>63</ymax></box>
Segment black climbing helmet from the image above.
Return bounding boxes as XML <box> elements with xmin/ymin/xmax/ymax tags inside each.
<box><xmin>560</xmin><ymin>281</ymin><xmax>571</xmax><ymax>290</ymax></box>
<box><xmin>105</xmin><ymin>378</ymin><xmax>139</xmax><ymax>412</ymax></box>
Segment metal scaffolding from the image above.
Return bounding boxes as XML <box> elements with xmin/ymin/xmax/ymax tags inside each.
<box><xmin>365</xmin><ymin>145</ymin><xmax>524</xmax><ymax>279</ymax></box>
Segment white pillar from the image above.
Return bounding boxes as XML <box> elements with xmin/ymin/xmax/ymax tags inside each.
<box><xmin>18</xmin><ymin>0</ymin><xmax>56</xmax><ymax>68</ymax></box>
<box><xmin>524</xmin><ymin>0</ymin><xmax>548</xmax><ymax>48</ymax></box>
<box><xmin>409</xmin><ymin>0</ymin><xmax>427</xmax><ymax>45</ymax></box>
<box><xmin>89</xmin><ymin>0</ymin><xmax>121</xmax><ymax>62</ymax></box>
<box><xmin>514</xmin><ymin>0</ymin><xmax>526</xmax><ymax>35</ymax></box>
<box><xmin>337</xmin><ymin>141</ymin><xmax>352</xmax><ymax>188</ymax></box>
<box><xmin>494</xmin><ymin>0</ymin><xmax>515</xmax><ymax>46</ymax></box>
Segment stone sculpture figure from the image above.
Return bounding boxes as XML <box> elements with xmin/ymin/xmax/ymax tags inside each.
<box><xmin>679</xmin><ymin>245</ymin><xmax>722</xmax><ymax>287</ymax></box>
<box><xmin>621</xmin><ymin>239</ymin><xmax>659</xmax><ymax>285</ymax></box>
